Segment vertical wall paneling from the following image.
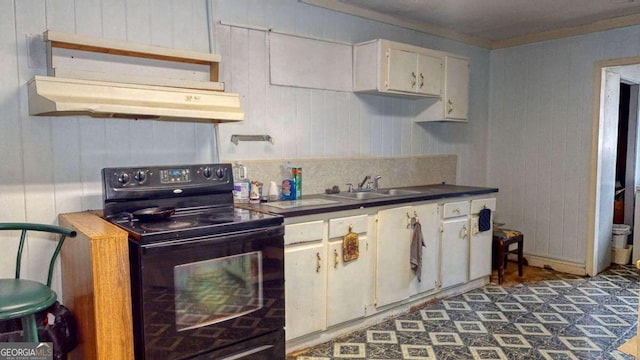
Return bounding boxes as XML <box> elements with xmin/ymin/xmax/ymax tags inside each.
<box><xmin>149</xmin><ymin>0</ymin><xmax>172</xmax><ymax>47</ymax></box>
<box><xmin>2</xmin><ymin>0</ymin><xmax>493</xmax><ymax>288</ymax></box>
<box><xmin>0</xmin><ymin>0</ymin><xmax>23</xmax><ymax>278</ymax></box>
<box><xmin>488</xmin><ymin>25</ymin><xmax>640</xmax><ymax>267</ymax></box>
<box><xmin>101</xmin><ymin>0</ymin><xmax>127</xmax><ymax>40</ymax></box>
<box><xmin>125</xmin><ymin>0</ymin><xmax>151</xmax><ymax>44</ymax></box>
<box><xmin>16</xmin><ymin>0</ymin><xmax>56</xmax><ymax>282</ymax></box>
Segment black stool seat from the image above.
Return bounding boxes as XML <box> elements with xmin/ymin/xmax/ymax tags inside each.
<box><xmin>492</xmin><ymin>228</ymin><xmax>524</xmax><ymax>284</ymax></box>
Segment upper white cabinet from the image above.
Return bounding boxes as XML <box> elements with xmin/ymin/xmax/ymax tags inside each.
<box><xmin>442</xmin><ymin>55</ymin><xmax>469</xmax><ymax>121</ymax></box>
<box><xmin>354</xmin><ymin>39</ymin><xmax>442</xmax><ymax>97</ymax></box>
<box><xmin>354</xmin><ymin>39</ymin><xmax>470</xmax><ymax>122</ymax></box>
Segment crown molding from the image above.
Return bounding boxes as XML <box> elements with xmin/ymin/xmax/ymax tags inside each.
<box><xmin>301</xmin><ymin>0</ymin><xmax>640</xmax><ymax>50</ymax></box>
<box><xmin>300</xmin><ymin>0</ymin><xmax>492</xmax><ymax>49</ymax></box>
<box><xmin>491</xmin><ymin>13</ymin><xmax>640</xmax><ymax>49</ymax></box>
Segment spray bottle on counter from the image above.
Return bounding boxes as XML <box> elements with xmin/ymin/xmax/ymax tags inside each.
<box><xmin>232</xmin><ymin>161</ymin><xmax>250</xmax><ymax>203</ymax></box>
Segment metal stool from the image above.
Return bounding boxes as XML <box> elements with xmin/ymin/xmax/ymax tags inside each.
<box><xmin>492</xmin><ymin>228</ymin><xmax>524</xmax><ymax>284</ymax></box>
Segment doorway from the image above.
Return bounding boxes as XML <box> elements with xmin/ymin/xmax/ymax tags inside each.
<box><xmin>589</xmin><ymin>60</ymin><xmax>640</xmax><ymax>276</ymax></box>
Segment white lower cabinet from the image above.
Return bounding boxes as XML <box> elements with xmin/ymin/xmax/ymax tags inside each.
<box><xmin>439</xmin><ymin>201</ymin><xmax>470</xmax><ymax>289</ymax></box>
<box><xmin>469</xmin><ymin>198</ymin><xmax>497</xmax><ymax>280</ymax></box>
<box><xmin>376</xmin><ymin>203</ymin><xmax>439</xmax><ymax>308</ymax></box>
<box><xmin>376</xmin><ymin>206</ymin><xmax>414</xmax><ymax>307</ymax></box>
<box><xmin>440</xmin><ymin>217</ymin><xmax>469</xmax><ymax>288</ymax></box>
<box><xmin>326</xmin><ymin>215</ymin><xmax>371</xmax><ymax>327</ymax></box>
<box><xmin>285</xmin><ymin>215</ymin><xmax>372</xmax><ymax>340</ymax></box>
<box><xmin>284</xmin><ymin>195</ymin><xmax>496</xmax><ymax>342</ymax></box>
<box><xmin>284</xmin><ymin>221</ymin><xmax>326</xmax><ymax>340</ymax></box>
<box><xmin>411</xmin><ymin>203</ymin><xmax>439</xmax><ymax>295</ymax></box>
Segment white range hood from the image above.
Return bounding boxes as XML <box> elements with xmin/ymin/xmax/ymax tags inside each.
<box><xmin>28</xmin><ymin>75</ymin><xmax>244</xmax><ymax>123</ymax></box>
<box><xmin>27</xmin><ymin>31</ymin><xmax>244</xmax><ymax>123</ymax></box>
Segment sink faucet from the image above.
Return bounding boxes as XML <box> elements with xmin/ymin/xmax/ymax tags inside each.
<box><xmin>358</xmin><ymin>175</ymin><xmax>371</xmax><ymax>190</ymax></box>
<box><xmin>373</xmin><ymin>175</ymin><xmax>382</xmax><ymax>191</ymax></box>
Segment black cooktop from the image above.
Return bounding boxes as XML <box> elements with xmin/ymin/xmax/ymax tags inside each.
<box><xmin>111</xmin><ymin>205</ymin><xmax>282</xmax><ymax>243</ymax></box>
<box><xmin>101</xmin><ymin>163</ymin><xmax>282</xmax><ymax>243</ymax></box>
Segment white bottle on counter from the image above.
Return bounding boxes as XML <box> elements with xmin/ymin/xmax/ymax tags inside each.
<box><xmin>232</xmin><ymin>162</ymin><xmax>250</xmax><ymax>203</ymax></box>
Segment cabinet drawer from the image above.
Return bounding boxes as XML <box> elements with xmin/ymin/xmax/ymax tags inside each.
<box><xmin>329</xmin><ymin>215</ymin><xmax>368</xmax><ymax>238</ymax></box>
<box><xmin>441</xmin><ymin>201</ymin><xmax>470</xmax><ymax>219</ymax></box>
<box><xmin>285</xmin><ymin>221</ymin><xmax>324</xmax><ymax>245</ymax></box>
<box><xmin>470</xmin><ymin>198</ymin><xmax>496</xmax><ymax>214</ymax></box>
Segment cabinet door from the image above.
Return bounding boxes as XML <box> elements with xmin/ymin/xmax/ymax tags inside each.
<box><xmin>416</xmin><ymin>54</ymin><xmax>442</xmax><ymax>96</ymax></box>
<box><xmin>443</xmin><ymin>55</ymin><xmax>469</xmax><ymax>120</ymax></box>
<box><xmin>386</xmin><ymin>48</ymin><xmax>417</xmax><ymax>93</ymax></box>
<box><xmin>376</xmin><ymin>206</ymin><xmax>413</xmax><ymax>307</ymax></box>
<box><xmin>326</xmin><ymin>215</ymin><xmax>370</xmax><ymax>327</ymax></box>
<box><xmin>469</xmin><ymin>216</ymin><xmax>492</xmax><ymax>280</ymax></box>
<box><xmin>440</xmin><ymin>217</ymin><xmax>469</xmax><ymax>289</ymax></box>
<box><xmin>411</xmin><ymin>203</ymin><xmax>439</xmax><ymax>295</ymax></box>
<box><xmin>285</xmin><ymin>220</ymin><xmax>326</xmax><ymax>339</ymax></box>
<box><xmin>285</xmin><ymin>242</ymin><xmax>326</xmax><ymax>340</ymax></box>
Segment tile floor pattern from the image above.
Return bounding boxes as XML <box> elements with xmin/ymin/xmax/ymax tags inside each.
<box><xmin>287</xmin><ymin>265</ymin><xmax>640</xmax><ymax>360</ymax></box>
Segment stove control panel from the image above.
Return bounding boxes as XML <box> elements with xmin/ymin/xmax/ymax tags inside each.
<box><xmin>102</xmin><ymin>163</ymin><xmax>233</xmax><ymax>201</ymax></box>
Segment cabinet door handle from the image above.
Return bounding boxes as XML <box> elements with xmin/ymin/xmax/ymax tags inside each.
<box><xmin>472</xmin><ymin>222</ymin><xmax>479</xmax><ymax>235</ymax></box>
<box><xmin>316</xmin><ymin>252</ymin><xmax>321</xmax><ymax>273</ymax></box>
<box><xmin>334</xmin><ymin>249</ymin><xmax>340</xmax><ymax>268</ymax></box>
<box><xmin>411</xmin><ymin>72</ymin><xmax>417</xmax><ymax>87</ymax></box>
<box><xmin>460</xmin><ymin>225</ymin><xmax>468</xmax><ymax>238</ymax></box>
<box><xmin>419</xmin><ymin>73</ymin><xmax>425</xmax><ymax>88</ymax></box>
<box><xmin>447</xmin><ymin>99</ymin><xmax>454</xmax><ymax>114</ymax></box>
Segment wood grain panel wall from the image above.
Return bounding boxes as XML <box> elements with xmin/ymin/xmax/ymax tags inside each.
<box><xmin>488</xmin><ymin>25</ymin><xmax>640</xmax><ymax>266</ymax></box>
<box><xmin>0</xmin><ymin>0</ymin><xmax>490</xmax><ymax>297</ymax></box>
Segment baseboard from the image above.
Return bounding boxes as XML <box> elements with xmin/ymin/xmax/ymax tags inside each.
<box><xmin>523</xmin><ymin>255</ymin><xmax>587</xmax><ymax>276</ymax></box>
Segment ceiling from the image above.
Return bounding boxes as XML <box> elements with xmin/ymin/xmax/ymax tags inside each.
<box><xmin>302</xmin><ymin>0</ymin><xmax>640</xmax><ymax>48</ymax></box>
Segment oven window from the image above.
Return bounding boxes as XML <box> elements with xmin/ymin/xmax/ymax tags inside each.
<box><xmin>174</xmin><ymin>251</ymin><xmax>263</xmax><ymax>331</ymax></box>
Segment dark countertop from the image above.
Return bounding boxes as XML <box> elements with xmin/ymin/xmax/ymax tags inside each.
<box><xmin>238</xmin><ymin>184</ymin><xmax>498</xmax><ymax>217</ymax></box>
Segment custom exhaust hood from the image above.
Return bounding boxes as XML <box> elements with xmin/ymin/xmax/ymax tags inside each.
<box><xmin>28</xmin><ymin>31</ymin><xmax>244</xmax><ymax>123</ymax></box>
<box><xmin>28</xmin><ymin>76</ymin><xmax>244</xmax><ymax>123</ymax></box>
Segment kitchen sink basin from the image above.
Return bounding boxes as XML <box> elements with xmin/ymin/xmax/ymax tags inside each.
<box><xmin>326</xmin><ymin>191</ymin><xmax>390</xmax><ymax>200</ymax></box>
<box><xmin>375</xmin><ymin>189</ymin><xmax>422</xmax><ymax>196</ymax></box>
<box><xmin>325</xmin><ymin>188</ymin><xmax>429</xmax><ymax>200</ymax></box>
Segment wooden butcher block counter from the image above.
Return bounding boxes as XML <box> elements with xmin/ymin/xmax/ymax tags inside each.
<box><xmin>59</xmin><ymin>211</ymin><xmax>134</xmax><ymax>360</ymax></box>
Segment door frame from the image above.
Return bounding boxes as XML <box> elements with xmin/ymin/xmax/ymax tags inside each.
<box><xmin>588</xmin><ymin>56</ymin><xmax>640</xmax><ymax>276</ymax></box>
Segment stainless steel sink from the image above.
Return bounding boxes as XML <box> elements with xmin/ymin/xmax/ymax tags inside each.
<box><xmin>325</xmin><ymin>191</ymin><xmax>390</xmax><ymax>200</ymax></box>
<box><xmin>375</xmin><ymin>189</ymin><xmax>422</xmax><ymax>196</ymax></box>
<box><xmin>325</xmin><ymin>188</ymin><xmax>428</xmax><ymax>200</ymax></box>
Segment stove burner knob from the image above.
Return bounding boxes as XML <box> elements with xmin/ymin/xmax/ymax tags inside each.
<box><xmin>116</xmin><ymin>172</ymin><xmax>131</xmax><ymax>185</ymax></box>
<box><xmin>202</xmin><ymin>166</ymin><xmax>213</xmax><ymax>179</ymax></box>
<box><xmin>134</xmin><ymin>170</ymin><xmax>146</xmax><ymax>183</ymax></box>
<box><xmin>215</xmin><ymin>167</ymin><xmax>226</xmax><ymax>179</ymax></box>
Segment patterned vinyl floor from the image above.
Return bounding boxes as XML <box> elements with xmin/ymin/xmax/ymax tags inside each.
<box><xmin>287</xmin><ymin>265</ymin><xmax>639</xmax><ymax>360</ymax></box>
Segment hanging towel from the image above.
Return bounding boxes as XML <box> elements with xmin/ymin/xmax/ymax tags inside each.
<box><xmin>478</xmin><ymin>208</ymin><xmax>492</xmax><ymax>232</ymax></box>
<box><xmin>410</xmin><ymin>218</ymin><xmax>425</xmax><ymax>282</ymax></box>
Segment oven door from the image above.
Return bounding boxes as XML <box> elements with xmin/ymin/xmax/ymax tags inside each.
<box><xmin>130</xmin><ymin>225</ymin><xmax>284</xmax><ymax>360</ymax></box>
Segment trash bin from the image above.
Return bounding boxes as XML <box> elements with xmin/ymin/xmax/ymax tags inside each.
<box><xmin>612</xmin><ymin>224</ymin><xmax>631</xmax><ymax>248</ymax></box>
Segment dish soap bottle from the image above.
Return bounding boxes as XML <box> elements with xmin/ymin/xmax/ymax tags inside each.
<box><xmin>232</xmin><ymin>162</ymin><xmax>250</xmax><ymax>203</ymax></box>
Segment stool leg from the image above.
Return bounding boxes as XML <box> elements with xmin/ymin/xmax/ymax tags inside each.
<box><xmin>497</xmin><ymin>239</ymin><xmax>505</xmax><ymax>284</ymax></box>
<box><xmin>517</xmin><ymin>236</ymin><xmax>523</xmax><ymax>277</ymax></box>
<box><xmin>21</xmin><ymin>314</ymin><xmax>39</xmax><ymax>342</ymax></box>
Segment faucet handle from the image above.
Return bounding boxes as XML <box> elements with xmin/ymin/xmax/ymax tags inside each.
<box><xmin>346</xmin><ymin>183</ymin><xmax>354</xmax><ymax>192</ymax></box>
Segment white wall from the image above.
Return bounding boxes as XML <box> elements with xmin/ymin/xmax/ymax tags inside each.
<box><xmin>488</xmin><ymin>25</ymin><xmax>640</xmax><ymax>267</ymax></box>
<box><xmin>0</xmin><ymin>0</ymin><xmax>490</xmax><ymax>297</ymax></box>
<box><xmin>212</xmin><ymin>0</ymin><xmax>491</xmax><ymax>187</ymax></box>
